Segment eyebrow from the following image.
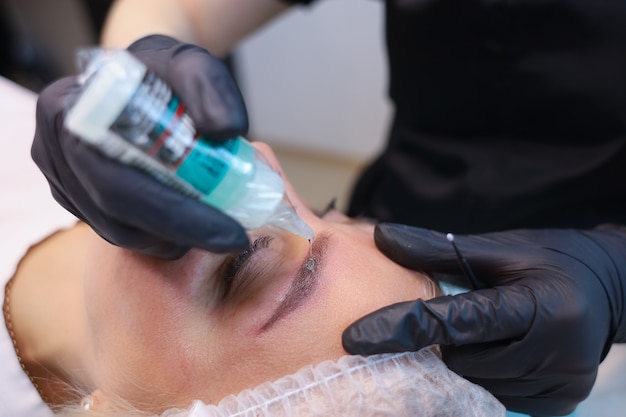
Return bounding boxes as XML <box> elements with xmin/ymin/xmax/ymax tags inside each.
<box><xmin>259</xmin><ymin>233</ymin><xmax>330</xmax><ymax>332</ymax></box>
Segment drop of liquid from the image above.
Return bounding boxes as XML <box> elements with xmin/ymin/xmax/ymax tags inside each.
<box><xmin>305</xmin><ymin>238</ymin><xmax>316</xmax><ymax>270</ymax></box>
<box><xmin>305</xmin><ymin>258</ymin><xmax>316</xmax><ymax>271</ymax></box>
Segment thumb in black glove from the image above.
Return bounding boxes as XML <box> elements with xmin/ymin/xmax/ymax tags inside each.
<box><xmin>342</xmin><ymin>223</ymin><xmax>626</xmax><ymax>416</ymax></box>
<box><xmin>32</xmin><ymin>35</ymin><xmax>250</xmax><ymax>258</ymax></box>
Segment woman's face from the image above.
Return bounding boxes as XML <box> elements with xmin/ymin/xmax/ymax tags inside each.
<box><xmin>82</xmin><ymin>144</ymin><xmax>436</xmax><ymax>411</ymax></box>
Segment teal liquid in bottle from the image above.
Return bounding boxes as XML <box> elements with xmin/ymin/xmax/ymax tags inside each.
<box><xmin>65</xmin><ymin>48</ymin><xmax>313</xmax><ymax>240</ymax></box>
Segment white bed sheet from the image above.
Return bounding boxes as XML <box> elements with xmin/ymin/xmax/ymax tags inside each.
<box><xmin>0</xmin><ymin>77</ymin><xmax>76</xmax><ymax>417</ymax></box>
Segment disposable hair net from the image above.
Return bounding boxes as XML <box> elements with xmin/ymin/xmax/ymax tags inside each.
<box><xmin>161</xmin><ymin>347</ymin><xmax>505</xmax><ymax>417</ymax></box>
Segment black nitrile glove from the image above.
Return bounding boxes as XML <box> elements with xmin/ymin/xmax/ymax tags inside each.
<box><xmin>342</xmin><ymin>223</ymin><xmax>626</xmax><ymax>416</ymax></box>
<box><xmin>32</xmin><ymin>35</ymin><xmax>250</xmax><ymax>258</ymax></box>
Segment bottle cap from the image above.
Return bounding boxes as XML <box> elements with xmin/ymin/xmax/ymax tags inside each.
<box><xmin>65</xmin><ymin>50</ymin><xmax>146</xmax><ymax>145</ymax></box>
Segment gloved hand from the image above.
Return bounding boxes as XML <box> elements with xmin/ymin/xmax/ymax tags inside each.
<box><xmin>32</xmin><ymin>35</ymin><xmax>250</xmax><ymax>258</ymax></box>
<box><xmin>342</xmin><ymin>223</ymin><xmax>626</xmax><ymax>416</ymax></box>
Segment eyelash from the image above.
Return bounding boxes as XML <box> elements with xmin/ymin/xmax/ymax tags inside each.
<box><xmin>223</xmin><ymin>235</ymin><xmax>273</xmax><ymax>294</ymax></box>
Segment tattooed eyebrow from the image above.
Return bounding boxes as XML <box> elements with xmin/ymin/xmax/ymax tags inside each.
<box><xmin>259</xmin><ymin>234</ymin><xmax>330</xmax><ymax>332</ymax></box>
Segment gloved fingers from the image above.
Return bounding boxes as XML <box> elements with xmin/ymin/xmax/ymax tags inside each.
<box><xmin>457</xmin><ymin>357</ymin><xmax>594</xmax><ymax>399</ymax></box>
<box><xmin>374</xmin><ymin>223</ymin><xmax>549</xmax><ymax>286</ymax></box>
<box><xmin>78</xmin><ymin>207</ymin><xmax>192</xmax><ymax>259</ymax></box>
<box><xmin>32</xmin><ymin>77</ymin><xmax>92</xmax><ymax>215</ymax></box>
<box><xmin>127</xmin><ymin>35</ymin><xmax>248</xmax><ymax>139</ymax></box>
<box><xmin>468</xmin><ymin>373</ymin><xmax>591</xmax><ymax>417</ymax></box>
<box><xmin>374</xmin><ymin>223</ymin><xmax>457</xmax><ymax>271</ymax></box>
<box><xmin>443</xmin><ymin>296</ymin><xmax>608</xmax><ymax>372</ymax></box>
<box><xmin>342</xmin><ymin>285</ymin><xmax>536</xmax><ymax>354</ymax></box>
<box><xmin>32</xmin><ymin>77</ymin><xmax>79</xmax><ymax>176</ymax></box>
<box><xmin>68</xmin><ymin>145</ymin><xmax>250</xmax><ymax>254</ymax></box>
<box><xmin>442</xmin><ymin>342</ymin><xmax>537</xmax><ymax>381</ymax></box>
<box><xmin>33</xmin><ymin>51</ymin><xmax>249</xmax><ymax>257</ymax></box>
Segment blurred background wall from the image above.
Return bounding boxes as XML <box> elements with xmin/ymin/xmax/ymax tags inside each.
<box><xmin>0</xmin><ymin>0</ymin><xmax>390</xmax><ymax>212</ymax></box>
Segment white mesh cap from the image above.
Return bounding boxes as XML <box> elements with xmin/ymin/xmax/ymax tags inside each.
<box><xmin>161</xmin><ymin>347</ymin><xmax>505</xmax><ymax>417</ymax></box>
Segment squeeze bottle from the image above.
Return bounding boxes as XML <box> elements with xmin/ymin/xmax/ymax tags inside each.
<box><xmin>65</xmin><ymin>49</ymin><xmax>313</xmax><ymax>240</ymax></box>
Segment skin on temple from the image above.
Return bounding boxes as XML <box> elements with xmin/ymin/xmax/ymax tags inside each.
<box><xmin>9</xmin><ymin>143</ymin><xmax>439</xmax><ymax>413</ymax></box>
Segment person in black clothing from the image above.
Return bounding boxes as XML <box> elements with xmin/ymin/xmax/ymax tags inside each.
<box><xmin>31</xmin><ymin>1</ymin><xmax>626</xmax><ymax>415</ymax></box>
<box><xmin>0</xmin><ymin>0</ymin><xmax>115</xmax><ymax>91</ymax></box>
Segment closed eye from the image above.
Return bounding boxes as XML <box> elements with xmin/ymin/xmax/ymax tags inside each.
<box><xmin>221</xmin><ymin>236</ymin><xmax>273</xmax><ymax>297</ymax></box>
